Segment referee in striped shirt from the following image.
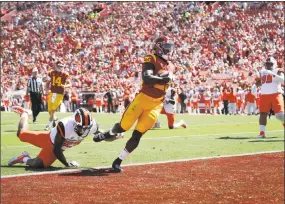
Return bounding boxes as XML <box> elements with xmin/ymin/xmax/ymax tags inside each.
<box><xmin>27</xmin><ymin>67</ymin><xmax>44</xmax><ymax>123</ymax></box>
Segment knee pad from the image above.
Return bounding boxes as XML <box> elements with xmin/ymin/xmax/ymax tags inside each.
<box><xmin>112</xmin><ymin>123</ymin><xmax>125</xmax><ymax>133</ymax></box>
<box><xmin>27</xmin><ymin>158</ymin><xmax>45</xmax><ymax>168</ymax></box>
<box><xmin>275</xmin><ymin>112</ymin><xmax>284</xmax><ymax>122</ymax></box>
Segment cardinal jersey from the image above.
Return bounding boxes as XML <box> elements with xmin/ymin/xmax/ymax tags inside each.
<box><xmin>140</xmin><ymin>54</ymin><xmax>171</xmax><ymax>98</ymax></box>
<box><xmin>50</xmin><ymin>117</ymin><xmax>98</xmax><ymax>151</ymax></box>
<box><xmin>47</xmin><ymin>70</ymin><xmax>69</xmax><ymax>94</ymax></box>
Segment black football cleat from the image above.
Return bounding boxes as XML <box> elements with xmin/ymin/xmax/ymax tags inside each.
<box><xmin>112</xmin><ymin>159</ymin><xmax>123</xmax><ymax>173</ymax></box>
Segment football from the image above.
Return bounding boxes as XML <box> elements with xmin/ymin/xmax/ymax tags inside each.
<box><xmin>157</xmin><ymin>70</ymin><xmax>169</xmax><ymax>77</ymax></box>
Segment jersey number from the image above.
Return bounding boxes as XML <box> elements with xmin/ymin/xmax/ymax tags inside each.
<box><xmin>261</xmin><ymin>75</ymin><xmax>272</xmax><ymax>84</ymax></box>
<box><xmin>52</xmin><ymin>76</ymin><xmax>62</xmax><ymax>86</ymax></box>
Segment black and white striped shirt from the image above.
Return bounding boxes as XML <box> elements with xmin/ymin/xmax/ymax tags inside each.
<box><xmin>27</xmin><ymin>77</ymin><xmax>42</xmax><ymax>93</ymax></box>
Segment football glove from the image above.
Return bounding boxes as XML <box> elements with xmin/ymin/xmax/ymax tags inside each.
<box><xmin>68</xmin><ymin>160</ymin><xmax>80</xmax><ymax>168</ymax></box>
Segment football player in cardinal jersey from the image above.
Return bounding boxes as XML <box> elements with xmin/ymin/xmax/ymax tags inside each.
<box><xmin>8</xmin><ymin>107</ymin><xmax>122</xmax><ymax>168</ymax></box>
<box><xmin>45</xmin><ymin>61</ymin><xmax>71</xmax><ymax>130</ymax></box>
<box><xmin>254</xmin><ymin>57</ymin><xmax>284</xmax><ymax>138</ymax></box>
<box><xmin>93</xmin><ymin>36</ymin><xmax>174</xmax><ymax>172</ymax></box>
<box><xmin>153</xmin><ymin>87</ymin><xmax>187</xmax><ymax>129</ymax></box>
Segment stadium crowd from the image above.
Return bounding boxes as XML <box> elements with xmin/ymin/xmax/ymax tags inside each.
<box><xmin>1</xmin><ymin>2</ymin><xmax>284</xmax><ymax>114</ymax></box>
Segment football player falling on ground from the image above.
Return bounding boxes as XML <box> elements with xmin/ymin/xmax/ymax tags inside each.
<box><xmin>152</xmin><ymin>87</ymin><xmax>187</xmax><ymax>129</ymax></box>
<box><xmin>254</xmin><ymin>57</ymin><xmax>284</xmax><ymax>138</ymax></box>
<box><xmin>8</xmin><ymin>106</ymin><xmax>122</xmax><ymax>168</ymax></box>
<box><xmin>45</xmin><ymin>61</ymin><xmax>71</xmax><ymax>130</ymax></box>
<box><xmin>94</xmin><ymin>36</ymin><xmax>174</xmax><ymax>172</ymax></box>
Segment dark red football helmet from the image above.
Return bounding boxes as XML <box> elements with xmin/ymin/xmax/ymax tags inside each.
<box><xmin>153</xmin><ymin>36</ymin><xmax>174</xmax><ymax>59</ymax></box>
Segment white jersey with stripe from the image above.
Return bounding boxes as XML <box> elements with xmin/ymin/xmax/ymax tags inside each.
<box><xmin>203</xmin><ymin>91</ymin><xmax>211</xmax><ymax>100</ymax></box>
<box><xmin>191</xmin><ymin>92</ymin><xmax>199</xmax><ymax>102</ymax></box>
<box><xmin>50</xmin><ymin>117</ymin><xmax>98</xmax><ymax>151</ymax></box>
<box><xmin>259</xmin><ymin>68</ymin><xmax>284</xmax><ymax>95</ymax></box>
<box><xmin>213</xmin><ymin>92</ymin><xmax>221</xmax><ymax>101</ymax></box>
<box><xmin>236</xmin><ymin>90</ymin><xmax>245</xmax><ymax>100</ymax></box>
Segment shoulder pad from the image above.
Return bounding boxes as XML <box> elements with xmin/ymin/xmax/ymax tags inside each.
<box><xmin>143</xmin><ymin>54</ymin><xmax>156</xmax><ymax>64</ymax></box>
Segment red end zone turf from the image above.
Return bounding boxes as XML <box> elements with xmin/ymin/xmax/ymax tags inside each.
<box><xmin>1</xmin><ymin>152</ymin><xmax>284</xmax><ymax>204</ymax></box>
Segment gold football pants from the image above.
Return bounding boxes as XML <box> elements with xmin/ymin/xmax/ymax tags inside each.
<box><xmin>120</xmin><ymin>92</ymin><xmax>163</xmax><ymax>133</ymax></box>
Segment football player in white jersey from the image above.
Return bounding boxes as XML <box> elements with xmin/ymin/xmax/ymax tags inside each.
<box><xmin>254</xmin><ymin>57</ymin><xmax>284</xmax><ymax>138</ymax></box>
<box><xmin>191</xmin><ymin>89</ymin><xmax>200</xmax><ymax>114</ymax></box>
<box><xmin>212</xmin><ymin>88</ymin><xmax>222</xmax><ymax>115</ymax></box>
<box><xmin>8</xmin><ymin>106</ymin><xmax>123</xmax><ymax>168</ymax></box>
<box><xmin>152</xmin><ymin>88</ymin><xmax>187</xmax><ymax>129</ymax></box>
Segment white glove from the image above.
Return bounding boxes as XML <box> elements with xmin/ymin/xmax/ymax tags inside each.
<box><xmin>68</xmin><ymin>160</ymin><xmax>80</xmax><ymax>168</ymax></box>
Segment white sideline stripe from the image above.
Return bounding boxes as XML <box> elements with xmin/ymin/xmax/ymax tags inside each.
<box><xmin>1</xmin><ymin>130</ymin><xmax>283</xmax><ymax>149</ymax></box>
<box><xmin>1</xmin><ymin>150</ymin><xmax>284</xmax><ymax>179</ymax></box>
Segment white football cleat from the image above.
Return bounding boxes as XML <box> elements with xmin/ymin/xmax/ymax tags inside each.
<box><xmin>44</xmin><ymin>125</ymin><xmax>50</xmax><ymax>131</ymax></box>
<box><xmin>12</xmin><ymin>106</ymin><xmax>32</xmax><ymax>117</ymax></box>
<box><xmin>8</xmin><ymin>151</ymin><xmax>31</xmax><ymax>166</ymax></box>
<box><xmin>256</xmin><ymin>131</ymin><xmax>266</xmax><ymax>138</ymax></box>
<box><xmin>180</xmin><ymin>120</ymin><xmax>187</xmax><ymax>128</ymax></box>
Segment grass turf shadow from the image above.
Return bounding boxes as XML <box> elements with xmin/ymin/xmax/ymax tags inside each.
<box><xmin>59</xmin><ymin>168</ymin><xmax>119</xmax><ymax>177</ymax></box>
<box><xmin>248</xmin><ymin>140</ymin><xmax>284</xmax><ymax>143</ymax></box>
<box><xmin>217</xmin><ymin>136</ymin><xmax>278</xmax><ymax>140</ymax></box>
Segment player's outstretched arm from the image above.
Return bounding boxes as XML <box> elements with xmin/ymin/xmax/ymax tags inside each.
<box><xmin>53</xmin><ymin>132</ymin><xmax>70</xmax><ymax>167</ymax></box>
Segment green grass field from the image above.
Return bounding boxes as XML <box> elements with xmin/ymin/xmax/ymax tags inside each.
<box><xmin>1</xmin><ymin>112</ymin><xmax>284</xmax><ymax>176</ymax></box>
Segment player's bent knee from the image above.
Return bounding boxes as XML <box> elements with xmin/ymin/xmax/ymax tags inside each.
<box><xmin>27</xmin><ymin>158</ymin><xmax>45</xmax><ymax>168</ymax></box>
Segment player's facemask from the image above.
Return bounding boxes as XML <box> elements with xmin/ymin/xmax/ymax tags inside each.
<box><xmin>74</xmin><ymin>124</ymin><xmax>92</xmax><ymax>137</ymax></box>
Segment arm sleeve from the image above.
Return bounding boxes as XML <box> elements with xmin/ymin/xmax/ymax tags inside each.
<box><xmin>273</xmin><ymin>72</ymin><xmax>284</xmax><ymax>84</ymax></box>
<box><xmin>53</xmin><ymin>131</ymin><xmax>69</xmax><ymax>167</ymax></box>
<box><xmin>142</xmin><ymin>63</ymin><xmax>165</xmax><ymax>85</ymax></box>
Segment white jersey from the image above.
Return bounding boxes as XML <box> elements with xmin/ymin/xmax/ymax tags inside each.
<box><xmin>163</xmin><ymin>88</ymin><xmax>175</xmax><ymax>114</ymax></box>
<box><xmin>236</xmin><ymin>90</ymin><xmax>245</xmax><ymax>101</ymax></box>
<box><xmin>213</xmin><ymin>92</ymin><xmax>221</xmax><ymax>101</ymax></box>
<box><xmin>203</xmin><ymin>91</ymin><xmax>211</xmax><ymax>100</ymax></box>
<box><xmin>191</xmin><ymin>92</ymin><xmax>199</xmax><ymax>102</ymax></box>
<box><xmin>50</xmin><ymin>117</ymin><xmax>98</xmax><ymax>151</ymax></box>
<box><xmin>259</xmin><ymin>68</ymin><xmax>284</xmax><ymax>95</ymax></box>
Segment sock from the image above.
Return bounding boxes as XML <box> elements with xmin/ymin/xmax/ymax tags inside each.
<box><xmin>260</xmin><ymin>125</ymin><xmax>265</xmax><ymax>132</ymax></box>
<box><xmin>23</xmin><ymin>157</ymin><xmax>30</xmax><ymax>163</ymax></box>
<box><xmin>21</xmin><ymin>112</ymin><xmax>28</xmax><ymax>119</ymax></box>
<box><xmin>118</xmin><ymin>148</ymin><xmax>130</xmax><ymax>161</ymax></box>
<box><xmin>47</xmin><ymin>121</ymin><xmax>51</xmax><ymax>127</ymax></box>
<box><xmin>109</xmin><ymin>129</ymin><xmax>116</xmax><ymax>136</ymax></box>
<box><xmin>173</xmin><ymin>121</ymin><xmax>182</xmax><ymax>129</ymax></box>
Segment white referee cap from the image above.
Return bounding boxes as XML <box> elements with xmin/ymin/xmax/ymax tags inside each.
<box><xmin>32</xmin><ymin>67</ymin><xmax>38</xmax><ymax>72</ymax></box>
